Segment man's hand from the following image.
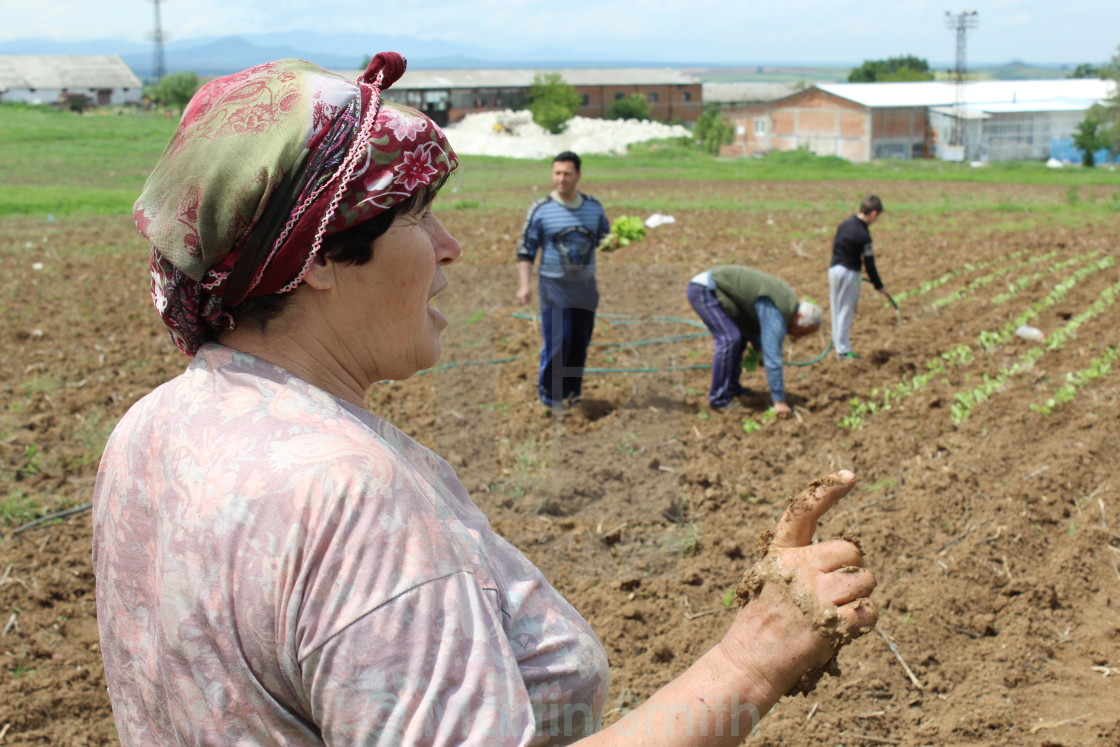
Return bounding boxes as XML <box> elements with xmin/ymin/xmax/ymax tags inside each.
<box><xmin>516</xmin><ymin>261</ymin><xmax>534</xmax><ymax>306</ymax></box>
<box><xmin>876</xmin><ymin>286</ymin><xmax>899</xmax><ymax>310</ymax></box>
<box><xmin>597</xmin><ymin>233</ymin><xmax>620</xmax><ymax>252</ymax></box>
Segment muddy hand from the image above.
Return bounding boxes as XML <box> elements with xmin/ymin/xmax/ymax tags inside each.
<box><xmin>769</xmin><ymin>470</ymin><xmax>876</xmax><ymax>630</ymax></box>
<box><xmin>768</xmin><ymin>469</ymin><xmax>858</xmax><ymax>551</ymax></box>
<box><xmin>734</xmin><ymin>470</ymin><xmax>878</xmax><ymax>695</ymax></box>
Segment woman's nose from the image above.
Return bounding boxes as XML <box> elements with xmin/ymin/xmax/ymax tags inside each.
<box><xmin>430</xmin><ymin>214</ymin><xmax>462</xmax><ymax>265</ymax></box>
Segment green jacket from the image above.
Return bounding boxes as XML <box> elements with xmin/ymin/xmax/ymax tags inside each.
<box><xmin>710</xmin><ymin>266</ymin><xmax>799</xmax><ymax>337</ymax></box>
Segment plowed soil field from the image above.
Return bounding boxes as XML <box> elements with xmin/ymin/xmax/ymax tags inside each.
<box><xmin>2</xmin><ymin>178</ymin><xmax>1119</xmax><ymax>745</ymax></box>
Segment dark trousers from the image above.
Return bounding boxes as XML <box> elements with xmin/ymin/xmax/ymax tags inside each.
<box><xmin>538</xmin><ymin>277</ymin><xmax>598</xmax><ymax>407</ymax></box>
<box><xmin>539</xmin><ymin>306</ymin><xmax>596</xmax><ymax>406</ymax></box>
<box><xmin>686</xmin><ymin>282</ymin><xmax>751</xmax><ymax>408</ymax></box>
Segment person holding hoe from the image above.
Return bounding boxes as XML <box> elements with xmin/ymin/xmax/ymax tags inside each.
<box><xmin>687</xmin><ymin>265</ymin><xmax>823</xmax><ymax>416</ymax></box>
<box><xmin>94</xmin><ymin>55</ymin><xmax>876</xmax><ymax>745</ymax></box>
<box><xmin>828</xmin><ymin>195</ymin><xmax>890</xmax><ymax>360</ymax></box>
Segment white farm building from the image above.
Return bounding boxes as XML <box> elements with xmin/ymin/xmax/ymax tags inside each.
<box><xmin>0</xmin><ymin>55</ymin><xmax>143</xmax><ymax>107</ymax></box>
<box><xmin>722</xmin><ymin>78</ymin><xmax>1116</xmax><ymax>163</ymax></box>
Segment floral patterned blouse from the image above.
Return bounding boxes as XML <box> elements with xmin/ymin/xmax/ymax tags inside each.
<box><xmin>93</xmin><ymin>344</ymin><xmax>608</xmax><ymax>745</ymax></box>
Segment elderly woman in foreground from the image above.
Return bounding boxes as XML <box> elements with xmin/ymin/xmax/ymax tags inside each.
<box><xmin>93</xmin><ymin>54</ymin><xmax>877</xmax><ymax>746</ymax></box>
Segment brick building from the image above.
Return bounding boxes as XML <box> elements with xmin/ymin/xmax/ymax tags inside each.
<box><xmin>721</xmin><ymin>79</ymin><xmax>1115</xmax><ymax>163</ymax></box>
<box><xmin>369</xmin><ymin>68</ymin><xmax>703</xmax><ymax>126</ymax></box>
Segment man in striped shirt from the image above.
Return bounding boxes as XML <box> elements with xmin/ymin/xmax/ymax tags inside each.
<box><xmin>516</xmin><ymin>151</ymin><xmax>611</xmax><ymax>408</ymax></box>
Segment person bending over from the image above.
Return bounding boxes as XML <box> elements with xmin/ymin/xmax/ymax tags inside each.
<box><xmin>688</xmin><ymin>265</ymin><xmax>822</xmax><ymax>416</ymax></box>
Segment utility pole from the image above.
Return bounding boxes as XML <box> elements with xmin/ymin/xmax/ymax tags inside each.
<box><xmin>944</xmin><ymin>9</ymin><xmax>979</xmax><ymax>147</ymax></box>
<box><xmin>149</xmin><ymin>0</ymin><xmax>168</xmax><ymax>83</ymax></box>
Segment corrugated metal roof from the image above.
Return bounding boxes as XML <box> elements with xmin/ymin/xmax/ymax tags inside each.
<box><xmin>334</xmin><ymin>68</ymin><xmax>700</xmax><ymax>89</ymax></box>
<box><xmin>0</xmin><ymin>55</ymin><xmax>143</xmax><ymax>89</ymax></box>
<box><xmin>702</xmin><ymin>82</ymin><xmax>799</xmax><ymax>104</ymax></box>
<box><xmin>814</xmin><ymin>79</ymin><xmax>1115</xmax><ymax>109</ymax></box>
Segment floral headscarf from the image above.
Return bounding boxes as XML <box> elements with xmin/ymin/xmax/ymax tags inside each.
<box><xmin>134</xmin><ymin>53</ymin><xmax>459</xmax><ymax>356</ymax></box>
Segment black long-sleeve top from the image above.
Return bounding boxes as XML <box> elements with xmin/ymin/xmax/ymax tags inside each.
<box><xmin>829</xmin><ymin>215</ymin><xmax>883</xmax><ymax>289</ymax></box>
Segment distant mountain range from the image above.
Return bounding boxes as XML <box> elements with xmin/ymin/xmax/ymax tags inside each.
<box><xmin>0</xmin><ymin>32</ymin><xmax>758</xmax><ymax>80</ymax></box>
<box><xmin>0</xmin><ymin>33</ymin><xmax>1077</xmax><ymax>82</ymax></box>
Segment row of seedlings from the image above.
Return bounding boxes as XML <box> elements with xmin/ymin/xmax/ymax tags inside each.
<box><xmin>838</xmin><ymin>254</ymin><xmax>1117</xmax><ymax>430</ymax></box>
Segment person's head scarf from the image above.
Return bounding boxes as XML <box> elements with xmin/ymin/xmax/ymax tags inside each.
<box><xmin>134</xmin><ymin>53</ymin><xmax>458</xmax><ymax>356</ymax></box>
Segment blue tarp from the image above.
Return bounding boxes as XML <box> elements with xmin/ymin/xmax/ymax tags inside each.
<box><xmin>1050</xmin><ymin>137</ymin><xmax>1119</xmax><ymax>164</ymax></box>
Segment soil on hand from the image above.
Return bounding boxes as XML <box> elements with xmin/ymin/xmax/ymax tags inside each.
<box><xmin>2</xmin><ymin>178</ymin><xmax>1119</xmax><ymax>745</ymax></box>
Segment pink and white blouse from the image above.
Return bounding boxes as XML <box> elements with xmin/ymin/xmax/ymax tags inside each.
<box><xmin>93</xmin><ymin>344</ymin><xmax>608</xmax><ymax>745</ymax></box>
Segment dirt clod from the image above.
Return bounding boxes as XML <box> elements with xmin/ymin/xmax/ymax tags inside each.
<box><xmin>753</xmin><ymin>528</ymin><xmax>776</xmax><ymax>560</ymax></box>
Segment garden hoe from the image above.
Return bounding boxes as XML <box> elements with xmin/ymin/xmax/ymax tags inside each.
<box><xmin>864</xmin><ymin>278</ymin><xmax>901</xmax><ymax>325</ymax></box>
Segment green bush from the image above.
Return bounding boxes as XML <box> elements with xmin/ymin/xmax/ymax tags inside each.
<box><xmin>848</xmin><ymin>55</ymin><xmax>934</xmax><ymax>83</ymax></box>
<box><xmin>527</xmin><ymin>73</ymin><xmax>581</xmax><ymax>134</ymax></box>
<box><xmin>1073</xmin><ymin>111</ymin><xmax>1105</xmax><ymax>167</ymax></box>
<box><xmin>153</xmin><ymin>72</ymin><xmax>201</xmax><ymax>111</ymax></box>
<box><xmin>605</xmin><ymin>93</ymin><xmax>651</xmax><ymax>121</ymax></box>
<box><xmin>691</xmin><ymin>105</ymin><xmax>733</xmax><ymax>155</ymax></box>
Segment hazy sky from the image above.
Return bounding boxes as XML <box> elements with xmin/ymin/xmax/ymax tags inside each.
<box><xmin>3</xmin><ymin>0</ymin><xmax>1118</xmax><ymax>65</ymax></box>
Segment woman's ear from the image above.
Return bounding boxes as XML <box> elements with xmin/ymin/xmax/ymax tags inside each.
<box><xmin>300</xmin><ymin>254</ymin><xmax>338</xmax><ymax>291</ymax></box>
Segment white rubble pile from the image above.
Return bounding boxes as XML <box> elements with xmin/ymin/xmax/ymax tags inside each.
<box><xmin>444</xmin><ymin>109</ymin><xmax>691</xmax><ymax>159</ymax></box>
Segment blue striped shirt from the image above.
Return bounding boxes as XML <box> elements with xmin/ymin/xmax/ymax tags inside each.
<box><xmin>517</xmin><ymin>194</ymin><xmax>610</xmax><ymax>282</ymax></box>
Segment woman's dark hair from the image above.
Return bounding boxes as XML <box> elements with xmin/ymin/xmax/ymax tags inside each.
<box><xmin>230</xmin><ymin>175</ymin><xmax>449</xmax><ymax>332</ymax></box>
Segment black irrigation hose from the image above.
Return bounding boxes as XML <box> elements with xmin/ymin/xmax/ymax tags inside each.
<box><xmin>4</xmin><ymin>503</ymin><xmax>93</xmax><ymax>537</ymax></box>
<box><xmin>419</xmin><ymin>312</ymin><xmax>833</xmax><ymax>375</ymax></box>
<box><xmin>784</xmin><ymin>339</ymin><xmax>834</xmax><ymax>367</ymax></box>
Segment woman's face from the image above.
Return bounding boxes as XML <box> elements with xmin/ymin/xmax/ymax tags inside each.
<box><xmin>330</xmin><ymin>206</ymin><xmax>462</xmax><ymax>382</ymax></box>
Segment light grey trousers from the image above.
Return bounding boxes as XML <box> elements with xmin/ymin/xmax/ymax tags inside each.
<box><xmin>829</xmin><ymin>264</ymin><xmax>861</xmax><ymax>356</ymax></box>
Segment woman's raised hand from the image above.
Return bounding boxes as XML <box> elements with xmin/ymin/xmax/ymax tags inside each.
<box><xmin>721</xmin><ymin>470</ymin><xmax>878</xmax><ymax>700</ymax></box>
<box><xmin>584</xmin><ymin>471</ymin><xmax>878</xmax><ymax>746</ymax></box>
